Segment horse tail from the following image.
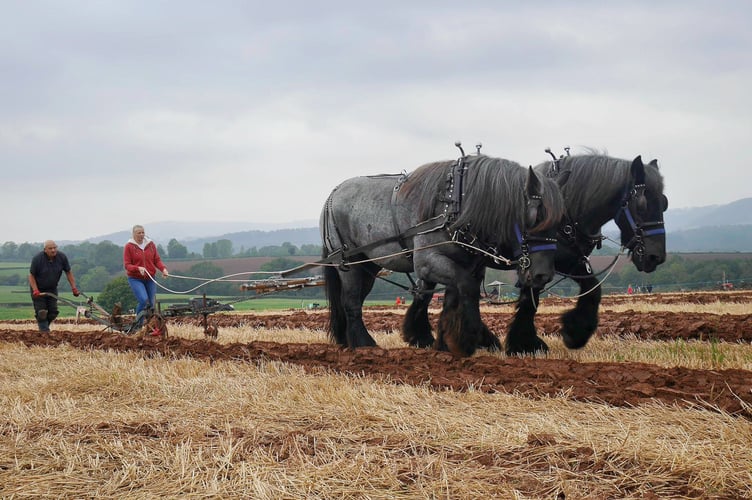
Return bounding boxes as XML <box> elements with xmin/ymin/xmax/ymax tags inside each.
<box><xmin>323</xmin><ymin>265</ymin><xmax>347</xmax><ymax>346</ymax></box>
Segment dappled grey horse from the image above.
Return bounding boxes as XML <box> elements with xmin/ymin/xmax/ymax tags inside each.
<box><xmin>320</xmin><ymin>153</ymin><xmax>565</xmax><ymax>357</ymax></box>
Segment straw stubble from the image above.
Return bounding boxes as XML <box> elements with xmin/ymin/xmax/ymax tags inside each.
<box><xmin>1</xmin><ymin>338</ymin><xmax>750</xmax><ymax>498</ymax></box>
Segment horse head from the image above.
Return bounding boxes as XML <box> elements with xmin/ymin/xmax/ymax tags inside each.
<box><xmin>515</xmin><ymin>166</ymin><xmax>564</xmax><ymax>288</ymax></box>
<box><xmin>615</xmin><ymin>156</ymin><xmax>668</xmax><ymax>272</ymax></box>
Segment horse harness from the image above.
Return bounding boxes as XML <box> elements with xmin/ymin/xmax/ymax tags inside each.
<box><xmin>615</xmin><ymin>183</ymin><xmax>666</xmax><ymax>259</ymax></box>
<box><xmin>322</xmin><ymin>152</ymin><xmax>557</xmax><ymax>273</ymax></box>
<box><xmin>544</xmin><ymin>152</ymin><xmax>665</xmax><ymax>276</ymax></box>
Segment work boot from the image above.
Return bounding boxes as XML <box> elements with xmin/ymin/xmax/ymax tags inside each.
<box><xmin>38</xmin><ymin>309</ymin><xmax>48</xmax><ymax>321</ymax></box>
<box><xmin>38</xmin><ymin>320</ymin><xmax>50</xmax><ymax>332</ymax></box>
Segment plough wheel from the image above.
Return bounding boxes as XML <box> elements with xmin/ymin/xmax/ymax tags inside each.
<box><xmin>139</xmin><ymin>313</ymin><xmax>168</xmax><ymax>339</ymax></box>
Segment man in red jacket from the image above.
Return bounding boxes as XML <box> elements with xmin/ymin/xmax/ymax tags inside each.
<box><xmin>123</xmin><ymin>225</ymin><xmax>169</xmax><ymax>328</ymax></box>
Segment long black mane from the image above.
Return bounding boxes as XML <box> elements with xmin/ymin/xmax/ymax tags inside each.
<box><xmin>536</xmin><ymin>154</ymin><xmax>665</xmax><ymax>221</ymax></box>
<box><xmin>402</xmin><ymin>155</ymin><xmax>564</xmax><ymax>245</ymax></box>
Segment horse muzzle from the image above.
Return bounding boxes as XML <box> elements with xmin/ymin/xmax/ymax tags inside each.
<box><xmin>629</xmin><ymin>241</ymin><xmax>666</xmax><ymax>273</ymax></box>
<box><xmin>518</xmin><ymin>264</ymin><xmax>555</xmax><ymax>290</ymax></box>
<box><xmin>631</xmin><ymin>250</ymin><xmax>665</xmax><ymax>273</ymax></box>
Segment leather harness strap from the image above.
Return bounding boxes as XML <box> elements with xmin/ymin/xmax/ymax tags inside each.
<box><xmin>390</xmin><ymin>171</ymin><xmax>411</xmax><ymax>257</ymax></box>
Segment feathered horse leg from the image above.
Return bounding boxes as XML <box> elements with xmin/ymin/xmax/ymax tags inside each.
<box><xmin>436</xmin><ymin>286</ymin><xmax>484</xmax><ymax>357</ymax></box>
<box><xmin>560</xmin><ymin>274</ymin><xmax>601</xmax><ymax>349</ymax></box>
<box><xmin>476</xmin><ymin>321</ymin><xmax>502</xmax><ymax>351</ymax></box>
<box><xmin>324</xmin><ymin>264</ymin><xmax>379</xmax><ymax>348</ymax></box>
<box><xmin>402</xmin><ymin>280</ymin><xmax>435</xmax><ymax>348</ymax></box>
<box><xmin>505</xmin><ymin>286</ymin><xmax>547</xmax><ymax>355</ymax></box>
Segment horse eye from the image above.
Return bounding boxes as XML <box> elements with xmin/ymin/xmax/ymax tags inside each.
<box><xmin>537</xmin><ymin>208</ymin><xmax>547</xmax><ymax>227</ymax></box>
<box><xmin>526</xmin><ymin>205</ymin><xmax>538</xmax><ymax>228</ymax></box>
<box><xmin>636</xmin><ymin>195</ymin><xmax>648</xmax><ymax>214</ymax></box>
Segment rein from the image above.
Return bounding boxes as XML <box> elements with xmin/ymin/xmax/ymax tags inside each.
<box><xmin>546</xmin><ymin>249</ymin><xmax>624</xmax><ymax>300</ymax></box>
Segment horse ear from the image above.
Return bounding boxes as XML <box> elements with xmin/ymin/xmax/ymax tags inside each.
<box><xmin>526</xmin><ymin>165</ymin><xmax>543</xmax><ymax>197</ymax></box>
<box><xmin>630</xmin><ymin>155</ymin><xmax>646</xmax><ymax>185</ymax></box>
<box><xmin>649</xmin><ymin>158</ymin><xmax>658</xmax><ymax>168</ymax></box>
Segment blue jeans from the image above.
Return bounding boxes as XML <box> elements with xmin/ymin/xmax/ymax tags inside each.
<box><xmin>127</xmin><ymin>277</ymin><xmax>157</xmax><ymax>318</ymax></box>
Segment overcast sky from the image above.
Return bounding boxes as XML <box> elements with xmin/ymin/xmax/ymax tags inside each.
<box><xmin>2</xmin><ymin>1</ymin><xmax>750</xmax><ymax>244</ymax></box>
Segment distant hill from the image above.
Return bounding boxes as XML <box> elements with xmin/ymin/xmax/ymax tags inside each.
<box><xmin>600</xmin><ymin>198</ymin><xmax>752</xmax><ymax>252</ymax></box>
<box><xmin>666</xmin><ymin>225</ymin><xmax>752</xmax><ymax>252</ymax></box>
<box><xmin>180</xmin><ymin>228</ymin><xmax>321</xmax><ymax>254</ymax></box>
<box><xmin>84</xmin><ymin>220</ymin><xmax>320</xmax><ymax>253</ymax></box>
<box><xmin>664</xmin><ymin>198</ymin><xmax>752</xmax><ymax>230</ymax></box>
<box><xmin>78</xmin><ymin>198</ymin><xmax>752</xmax><ymax>253</ymax></box>
<box><xmin>85</xmin><ymin>220</ymin><xmax>319</xmax><ymax>246</ymax></box>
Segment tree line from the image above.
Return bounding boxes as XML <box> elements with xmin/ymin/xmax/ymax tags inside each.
<box><xmin>0</xmin><ymin>239</ymin><xmax>322</xmax><ymax>293</ymax></box>
<box><xmin>1</xmin><ymin>239</ymin><xmax>321</xmax><ymax>262</ymax></box>
<box><xmin>3</xmin><ymin>239</ymin><xmax>751</xmax><ymax>307</ymax></box>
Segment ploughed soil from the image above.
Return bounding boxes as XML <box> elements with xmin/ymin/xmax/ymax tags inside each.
<box><xmin>2</xmin><ymin>291</ymin><xmax>751</xmax><ymax>418</ymax></box>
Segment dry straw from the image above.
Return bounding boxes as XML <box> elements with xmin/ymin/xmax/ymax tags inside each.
<box><xmin>1</xmin><ymin>329</ymin><xmax>751</xmax><ymax>498</ymax></box>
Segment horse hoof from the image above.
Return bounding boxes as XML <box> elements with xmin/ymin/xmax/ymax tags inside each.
<box><xmin>505</xmin><ymin>337</ymin><xmax>549</xmax><ymax>356</ymax></box>
<box><xmin>561</xmin><ymin>309</ymin><xmax>597</xmax><ymax>349</ymax></box>
<box><xmin>478</xmin><ymin>334</ymin><xmax>502</xmax><ymax>351</ymax></box>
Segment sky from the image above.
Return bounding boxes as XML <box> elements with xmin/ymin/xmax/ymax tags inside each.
<box><xmin>2</xmin><ymin>1</ymin><xmax>751</xmax><ymax>244</ymax></box>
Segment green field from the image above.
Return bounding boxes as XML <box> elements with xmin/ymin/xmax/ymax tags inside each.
<box><xmin>1</xmin><ymin>257</ymin><xmax>397</xmax><ymax>321</ymax></box>
<box><xmin>0</xmin><ymin>285</ymin><xmax>83</xmax><ymax>320</ymax></box>
<box><xmin>0</xmin><ymin>286</ymin><xmax>317</xmax><ymax>321</ymax></box>
<box><xmin>0</xmin><ymin>262</ymin><xmax>28</xmax><ymax>269</ymax></box>
<box><xmin>0</xmin><ymin>285</ymin><xmax>395</xmax><ymax>321</ymax></box>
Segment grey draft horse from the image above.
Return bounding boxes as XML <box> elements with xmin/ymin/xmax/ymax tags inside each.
<box><xmin>320</xmin><ymin>153</ymin><xmax>566</xmax><ymax>357</ymax></box>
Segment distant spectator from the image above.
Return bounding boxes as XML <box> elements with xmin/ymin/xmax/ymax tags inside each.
<box><xmin>627</xmin><ymin>284</ymin><xmax>634</xmax><ymax>295</ymax></box>
<box><xmin>29</xmin><ymin>240</ymin><xmax>80</xmax><ymax>332</ymax></box>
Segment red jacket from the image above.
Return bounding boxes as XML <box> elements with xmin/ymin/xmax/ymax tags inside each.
<box><xmin>123</xmin><ymin>239</ymin><xmax>166</xmax><ymax>280</ymax></box>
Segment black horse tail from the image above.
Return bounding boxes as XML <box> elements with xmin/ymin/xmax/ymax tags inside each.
<box><xmin>323</xmin><ymin>265</ymin><xmax>347</xmax><ymax>346</ymax></box>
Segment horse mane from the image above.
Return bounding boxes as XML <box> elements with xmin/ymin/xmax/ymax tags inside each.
<box><xmin>401</xmin><ymin>155</ymin><xmax>564</xmax><ymax>245</ymax></box>
<box><xmin>537</xmin><ymin>154</ymin><xmax>665</xmax><ymax>220</ymax></box>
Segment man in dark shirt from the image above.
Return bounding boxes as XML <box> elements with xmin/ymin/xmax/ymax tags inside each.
<box><xmin>28</xmin><ymin>240</ymin><xmax>80</xmax><ymax>332</ymax></box>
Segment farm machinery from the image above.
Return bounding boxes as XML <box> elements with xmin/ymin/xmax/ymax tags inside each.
<box><xmin>45</xmin><ymin>273</ymin><xmax>332</xmax><ymax>339</ymax></box>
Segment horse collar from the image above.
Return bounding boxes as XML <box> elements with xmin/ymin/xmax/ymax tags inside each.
<box><xmin>546</xmin><ymin>160</ymin><xmax>560</xmax><ymax>178</ymax></box>
<box><xmin>544</xmin><ymin>147</ymin><xmax>570</xmax><ymax>178</ymax></box>
<box><xmin>442</xmin><ymin>155</ymin><xmax>469</xmax><ymax>222</ymax></box>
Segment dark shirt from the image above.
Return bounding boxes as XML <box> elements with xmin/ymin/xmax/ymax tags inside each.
<box><xmin>29</xmin><ymin>251</ymin><xmax>71</xmax><ymax>292</ymax></box>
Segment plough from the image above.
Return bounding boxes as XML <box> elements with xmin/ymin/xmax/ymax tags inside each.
<box><xmin>38</xmin><ymin>272</ymin><xmax>344</xmax><ymax>339</ymax></box>
<box><xmin>35</xmin><ymin>291</ymin><xmax>160</xmax><ymax>336</ymax></box>
<box><xmin>39</xmin><ymin>268</ymin><xmax>393</xmax><ymax>338</ymax></box>
<box><xmin>78</xmin><ymin>293</ymin><xmax>235</xmax><ymax>338</ymax></box>
<box><xmin>54</xmin><ymin>292</ymin><xmax>171</xmax><ymax>337</ymax></box>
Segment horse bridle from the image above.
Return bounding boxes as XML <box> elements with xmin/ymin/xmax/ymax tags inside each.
<box><xmin>513</xmin><ymin>225</ymin><xmax>557</xmax><ymax>269</ymax></box>
<box><xmin>615</xmin><ymin>183</ymin><xmax>666</xmax><ymax>260</ymax></box>
<box><xmin>554</xmin><ymin>183</ymin><xmax>665</xmax><ymax>278</ymax></box>
<box><xmin>512</xmin><ymin>194</ymin><xmax>558</xmax><ymax>269</ymax></box>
